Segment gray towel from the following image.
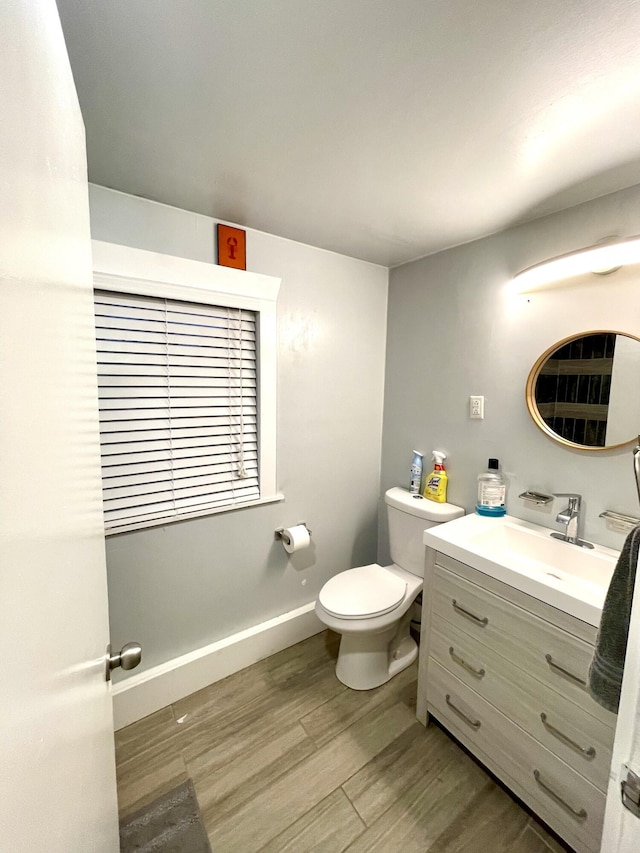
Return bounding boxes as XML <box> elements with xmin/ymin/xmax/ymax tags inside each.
<box><xmin>588</xmin><ymin>524</ymin><xmax>640</xmax><ymax>713</ymax></box>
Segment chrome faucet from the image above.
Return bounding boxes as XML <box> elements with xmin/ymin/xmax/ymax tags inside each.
<box><xmin>551</xmin><ymin>493</ymin><xmax>593</xmax><ymax>548</ymax></box>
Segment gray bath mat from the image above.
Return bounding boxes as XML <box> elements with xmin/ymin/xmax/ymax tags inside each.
<box><xmin>120</xmin><ymin>779</ymin><xmax>212</xmax><ymax>853</ymax></box>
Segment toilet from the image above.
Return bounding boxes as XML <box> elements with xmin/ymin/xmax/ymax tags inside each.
<box><xmin>315</xmin><ymin>486</ymin><xmax>464</xmax><ymax>690</ymax></box>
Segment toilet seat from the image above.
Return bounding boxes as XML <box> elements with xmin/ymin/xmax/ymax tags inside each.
<box><xmin>318</xmin><ymin>564</ymin><xmax>407</xmax><ymax>619</ymax></box>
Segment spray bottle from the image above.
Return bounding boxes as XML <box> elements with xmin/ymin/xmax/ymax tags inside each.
<box><xmin>409</xmin><ymin>450</ymin><xmax>423</xmax><ymax>494</ymax></box>
<box><xmin>423</xmin><ymin>451</ymin><xmax>448</xmax><ymax>503</ymax></box>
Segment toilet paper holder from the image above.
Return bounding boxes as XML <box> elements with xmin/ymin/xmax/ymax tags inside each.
<box><xmin>274</xmin><ymin>522</ymin><xmax>312</xmax><ymax>545</ymax></box>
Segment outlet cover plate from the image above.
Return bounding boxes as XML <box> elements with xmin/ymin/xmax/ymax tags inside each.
<box><xmin>470</xmin><ymin>395</ymin><xmax>484</xmax><ymax>419</ymax></box>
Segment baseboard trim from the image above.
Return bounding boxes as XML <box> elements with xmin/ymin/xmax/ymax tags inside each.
<box><xmin>111</xmin><ymin>601</ymin><xmax>324</xmax><ymax>730</ymax></box>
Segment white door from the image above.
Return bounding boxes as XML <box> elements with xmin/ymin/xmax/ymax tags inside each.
<box><xmin>0</xmin><ymin>2</ymin><xmax>119</xmax><ymax>851</ymax></box>
<box><xmin>600</xmin><ymin>547</ymin><xmax>640</xmax><ymax>852</ymax></box>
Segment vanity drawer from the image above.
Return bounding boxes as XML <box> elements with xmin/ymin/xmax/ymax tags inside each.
<box><xmin>431</xmin><ymin>564</ymin><xmax>615</xmax><ymax>728</ymax></box>
<box><xmin>428</xmin><ymin>660</ymin><xmax>605</xmax><ymax>853</ymax></box>
<box><xmin>429</xmin><ymin>614</ymin><xmax>613</xmax><ymax>791</ymax></box>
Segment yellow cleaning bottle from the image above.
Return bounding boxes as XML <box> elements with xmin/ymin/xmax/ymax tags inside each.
<box><xmin>423</xmin><ymin>451</ymin><xmax>448</xmax><ymax>503</ymax></box>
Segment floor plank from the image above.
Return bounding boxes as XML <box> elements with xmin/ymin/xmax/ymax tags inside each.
<box><xmin>342</xmin><ymin>720</ymin><xmax>458</xmax><ymax>826</ymax></box>
<box><xmin>258</xmin><ymin>788</ymin><xmax>365</xmax><ymax>853</ymax></box>
<box><xmin>192</xmin><ymin>721</ymin><xmax>317</xmax><ymax>821</ymax></box>
<box><xmin>427</xmin><ymin>781</ymin><xmax>531</xmax><ymax>851</ymax></box>
<box><xmin>206</xmin><ymin>698</ymin><xmax>416</xmax><ymax>852</ymax></box>
<box><xmin>524</xmin><ymin>818</ymin><xmax>575</xmax><ymax>853</ymax></box>
<box><xmin>300</xmin><ymin>663</ymin><xmax>417</xmax><ymax>747</ymax></box>
<box><xmin>511</xmin><ymin>824</ymin><xmax>560</xmax><ymax>853</ymax></box>
<box><xmin>171</xmin><ymin>659</ymin><xmax>273</xmax><ymax>732</ymax></box>
<box><xmin>116</xmin><ymin>741</ymin><xmax>188</xmax><ymax>819</ymax></box>
<box><xmin>342</xmin><ymin>740</ymin><xmax>491</xmax><ymax>853</ymax></box>
<box><xmin>263</xmin><ymin>629</ymin><xmax>340</xmax><ymax>685</ymax></box>
<box><xmin>114</xmin><ymin>705</ymin><xmax>177</xmax><ymax>766</ymax></box>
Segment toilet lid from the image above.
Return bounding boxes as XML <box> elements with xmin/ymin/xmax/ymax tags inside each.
<box><xmin>319</xmin><ymin>564</ymin><xmax>407</xmax><ymax>619</ymax></box>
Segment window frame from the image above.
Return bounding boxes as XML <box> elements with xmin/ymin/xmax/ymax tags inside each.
<box><xmin>91</xmin><ymin>239</ymin><xmax>282</xmax><ymax>535</ymax></box>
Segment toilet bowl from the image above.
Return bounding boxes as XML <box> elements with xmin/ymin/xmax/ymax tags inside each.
<box><xmin>316</xmin><ymin>562</ymin><xmax>423</xmax><ymax>690</ymax></box>
<box><xmin>315</xmin><ymin>487</ymin><xmax>464</xmax><ymax>690</ymax></box>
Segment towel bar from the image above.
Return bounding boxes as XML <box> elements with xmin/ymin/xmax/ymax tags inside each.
<box><xmin>519</xmin><ymin>490</ymin><xmax>553</xmax><ymax>505</ymax></box>
<box><xmin>599</xmin><ymin>510</ymin><xmax>640</xmax><ymax>532</ymax></box>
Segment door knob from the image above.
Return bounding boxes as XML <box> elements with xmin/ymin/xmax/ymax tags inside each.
<box><xmin>105</xmin><ymin>642</ymin><xmax>142</xmax><ymax>681</ymax></box>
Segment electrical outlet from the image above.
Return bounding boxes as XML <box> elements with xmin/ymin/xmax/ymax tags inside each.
<box><xmin>470</xmin><ymin>395</ymin><xmax>484</xmax><ymax>419</ymax></box>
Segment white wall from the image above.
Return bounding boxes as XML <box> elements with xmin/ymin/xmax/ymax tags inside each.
<box><xmin>89</xmin><ymin>185</ymin><xmax>388</xmax><ymax>677</ymax></box>
<box><xmin>381</xmin><ymin>184</ymin><xmax>640</xmax><ymax>558</ymax></box>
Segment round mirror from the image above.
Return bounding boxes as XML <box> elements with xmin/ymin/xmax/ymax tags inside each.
<box><xmin>526</xmin><ymin>331</ymin><xmax>640</xmax><ymax>450</ymax></box>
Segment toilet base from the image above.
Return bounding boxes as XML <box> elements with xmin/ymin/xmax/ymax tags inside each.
<box><xmin>334</xmin><ymin>613</ymin><xmax>418</xmax><ymax>690</ymax></box>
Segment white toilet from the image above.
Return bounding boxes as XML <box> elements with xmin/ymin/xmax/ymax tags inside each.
<box><xmin>315</xmin><ymin>486</ymin><xmax>464</xmax><ymax>690</ymax></box>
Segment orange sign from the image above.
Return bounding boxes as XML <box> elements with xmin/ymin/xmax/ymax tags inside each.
<box><xmin>217</xmin><ymin>224</ymin><xmax>246</xmax><ymax>270</ymax></box>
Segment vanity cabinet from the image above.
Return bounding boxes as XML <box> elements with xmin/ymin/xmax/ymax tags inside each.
<box><xmin>418</xmin><ymin>551</ymin><xmax>617</xmax><ymax>853</ymax></box>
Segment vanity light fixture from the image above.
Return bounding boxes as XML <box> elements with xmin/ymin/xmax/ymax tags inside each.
<box><xmin>513</xmin><ymin>235</ymin><xmax>640</xmax><ymax>291</ymax></box>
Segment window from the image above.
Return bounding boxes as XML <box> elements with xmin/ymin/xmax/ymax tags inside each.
<box><xmin>92</xmin><ymin>241</ymin><xmax>280</xmax><ymax>534</ymax></box>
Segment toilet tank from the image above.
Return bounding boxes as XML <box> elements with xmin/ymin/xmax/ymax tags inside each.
<box><xmin>385</xmin><ymin>487</ymin><xmax>464</xmax><ymax>578</ymax></box>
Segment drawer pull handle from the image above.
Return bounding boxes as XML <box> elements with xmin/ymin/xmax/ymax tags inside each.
<box><xmin>452</xmin><ymin>599</ymin><xmax>489</xmax><ymax>627</ymax></box>
<box><xmin>544</xmin><ymin>654</ymin><xmax>586</xmax><ymax>688</ymax></box>
<box><xmin>445</xmin><ymin>693</ymin><xmax>481</xmax><ymax>729</ymax></box>
<box><xmin>533</xmin><ymin>769</ymin><xmax>588</xmax><ymax>822</ymax></box>
<box><xmin>540</xmin><ymin>713</ymin><xmax>596</xmax><ymax>759</ymax></box>
<box><xmin>449</xmin><ymin>647</ymin><xmax>486</xmax><ymax>678</ymax></box>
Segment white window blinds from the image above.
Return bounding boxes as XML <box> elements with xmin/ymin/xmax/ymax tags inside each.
<box><xmin>95</xmin><ymin>289</ymin><xmax>259</xmax><ymax>532</ymax></box>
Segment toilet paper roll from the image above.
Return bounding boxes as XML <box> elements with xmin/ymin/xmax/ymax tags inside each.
<box><xmin>282</xmin><ymin>524</ymin><xmax>311</xmax><ymax>554</ymax></box>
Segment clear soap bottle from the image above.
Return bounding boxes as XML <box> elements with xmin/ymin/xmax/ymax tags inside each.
<box><xmin>476</xmin><ymin>458</ymin><xmax>506</xmax><ymax>516</ymax></box>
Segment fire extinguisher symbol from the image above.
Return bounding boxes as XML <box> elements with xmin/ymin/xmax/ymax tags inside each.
<box><xmin>226</xmin><ymin>237</ymin><xmax>238</xmax><ymax>260</ymax></box>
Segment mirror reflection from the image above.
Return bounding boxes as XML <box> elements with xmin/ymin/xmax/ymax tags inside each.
<box><xmin>527</xmin><ymin>332</ymin><xmax>640</xmax><ymax>450</ymax></box>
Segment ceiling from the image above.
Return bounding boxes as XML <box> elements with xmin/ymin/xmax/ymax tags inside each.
<box><xmin>56</xmin><ymin>0</ymin><xmax>640</xmax><ymax>267</ymax></box>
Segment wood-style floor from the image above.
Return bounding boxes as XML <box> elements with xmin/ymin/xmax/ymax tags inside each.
<box><xmin>115</xmin><ymin>631</ymin><xmax>573</xmax><ymax>853</ymax></box>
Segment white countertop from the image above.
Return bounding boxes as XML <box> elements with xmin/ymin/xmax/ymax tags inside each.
<box><xmin>423</xmin><ymin>513</ymin><xmax>620</xmax><ymax>627</ymax></box>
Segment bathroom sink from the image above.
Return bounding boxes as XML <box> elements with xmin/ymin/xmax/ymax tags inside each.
<box><xmin>423</xmin><ymin>513</ymin><xmax>620</xmax><ymax>626</ymax></box>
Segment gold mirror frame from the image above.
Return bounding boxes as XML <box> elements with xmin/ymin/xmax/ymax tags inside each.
<box><xmin>526</xmin><ymin>330</ymin><xmax>640</xmax><ymax>452</ymax></box>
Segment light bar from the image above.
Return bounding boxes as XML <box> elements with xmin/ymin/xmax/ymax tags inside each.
<box><xmin>513</xmin><ymin>236</ymin><xmax>640</xmax><ymax>291</ymax></box>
